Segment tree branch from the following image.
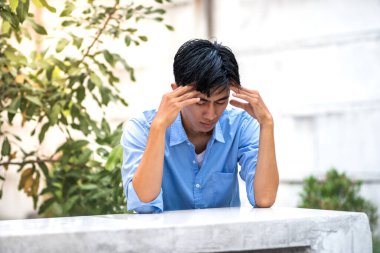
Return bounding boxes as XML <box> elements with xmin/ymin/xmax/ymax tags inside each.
<box><xmin>79</xmin><ymin>1</ymin><xmax>119</xmax><ymax>64</ymax></box>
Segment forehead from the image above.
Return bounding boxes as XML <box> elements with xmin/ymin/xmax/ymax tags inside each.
<box><xmin>199</xmin><ymin>86</ymin><xmax>230</xmax><ymax>100</ymax></box>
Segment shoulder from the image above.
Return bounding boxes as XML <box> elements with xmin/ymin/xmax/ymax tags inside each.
<box><xmin>124</xmin><ymin>109</ymin><xmax>157</xmax><ymax>132</ymax></box>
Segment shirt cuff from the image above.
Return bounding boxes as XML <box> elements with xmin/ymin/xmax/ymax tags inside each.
<box><xmin>127</xmin><ymin>181</ymin><xmax>163</xmax><ymax>214</ymax></box>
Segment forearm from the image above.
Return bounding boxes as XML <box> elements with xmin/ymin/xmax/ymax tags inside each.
<box><xmin>132</xmin><ymin>120</ymin><xmax>166</xmax><ymax>202</ymax></box>
<box><xmin>253</xmin><ymin>122</ymin><xmax>279</xmax><ymax>207</ymax></box>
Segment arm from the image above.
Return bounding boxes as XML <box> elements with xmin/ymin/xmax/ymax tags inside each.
<box><xmin>230</xmin><ymin>86</ymin><xmax>279</xmax><ymax>207</ymax></box>
<box><xmin>132</xmin><ymin>86</ymin><xmax>200</xmax><ymax>202</ymax></box>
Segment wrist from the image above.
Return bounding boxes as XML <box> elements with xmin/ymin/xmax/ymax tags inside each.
<box><xmin>152</xmin><ymin>117</ymin><xmax>169</xmax><ymax>131</ymax></box>
<box><xmin>259</xmin><ymin>115</ymin><xmax>274</xmax><ymax>128</ymax></box>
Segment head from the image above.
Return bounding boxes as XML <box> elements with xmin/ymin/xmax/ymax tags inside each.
<box><xmin>172</xmin><ymin>39</ymin><xmax>241</xmax><ymax>135</ymax></box>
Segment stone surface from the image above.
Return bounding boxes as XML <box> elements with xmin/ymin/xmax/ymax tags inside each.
<box><xmin>0</xmin><ymin>207</ymin><xmax>372</xmax><ymax>253</ymax></box>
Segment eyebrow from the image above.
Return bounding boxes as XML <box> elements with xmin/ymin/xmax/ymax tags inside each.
<box><xmin>200</xmin><ymin>95</ymin><xmax>230</xmax><ymax>102</ymax></box>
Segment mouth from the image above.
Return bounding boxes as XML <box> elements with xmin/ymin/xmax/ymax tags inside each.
<box><xmin>200</xmin><ymin>122</ymin><xmax>215</xmax><ymax>129</ymax></box>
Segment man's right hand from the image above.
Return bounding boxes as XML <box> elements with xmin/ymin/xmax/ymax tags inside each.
<box><xmin>153</xmin><ymin>85</ymin><xmax>201</xmax><ymax>129</ymax></box>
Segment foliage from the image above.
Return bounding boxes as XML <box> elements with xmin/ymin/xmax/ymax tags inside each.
<box><xmin>0</xmin><ymin>0</ymin><xmax>172</xmax><ymax>216</ymax></box>
<box><xmin>374</xmin><ymin>234</ymin><xmax>380</xmax><ymax>253</ymax></box>
<box><xmin>298</xmin><ymin>168</ymin><xmax>379</xmax><ymax>232</ymax></box>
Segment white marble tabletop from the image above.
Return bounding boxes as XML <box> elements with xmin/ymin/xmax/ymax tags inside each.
<box><xmin>0</xmin><ymin>207</ymin><xmax>372</xmax><ymax>253</ymax></box>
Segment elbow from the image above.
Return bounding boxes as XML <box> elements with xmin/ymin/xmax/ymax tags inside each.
<box><xmin>254</xmin><ymin>196</ymin><xmax>276</xmax><ymax>208</ymax></box>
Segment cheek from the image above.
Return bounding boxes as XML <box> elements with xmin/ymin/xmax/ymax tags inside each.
<box><xmin>183</xmin><ymin>105</ymin><xmax>199</xmax><ymax>121</ymax></box>
<box><xmin>216</xmin><ymin>104</ymin><xmax>228</xmax><ymax>116</ymax></box>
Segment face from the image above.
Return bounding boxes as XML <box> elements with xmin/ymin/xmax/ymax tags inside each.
<box><xmin>180</xmin><ymin>86</ymin><xmax>230</xmax><ymax>136</ymax></box>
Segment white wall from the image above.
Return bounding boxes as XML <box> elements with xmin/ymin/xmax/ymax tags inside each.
<box><xmin>1</xmin><ymin>1</ymin><xmax>379</xmax><ymax>230</ymax></box>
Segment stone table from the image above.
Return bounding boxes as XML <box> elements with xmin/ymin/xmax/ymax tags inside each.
<box><xmin>0</xmin><ymin>207</ymin><xmax>372</xmax><ymax>253</ymax></box>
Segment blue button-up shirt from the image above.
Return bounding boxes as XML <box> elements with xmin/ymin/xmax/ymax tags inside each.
<box><xmin>120</xmin><ymin>108</ymin><xmax>260</xmax><ymax>213</ymax></box>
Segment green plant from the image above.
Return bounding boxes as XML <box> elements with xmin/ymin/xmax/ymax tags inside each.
<box><xmin>0</xmin><ymin>0</ymin><xmax>172</xmax><ymax>216</ymax></box>
<box><xmin>299</xmin><ymin>168</ymin><xmax>378</xmax><ymax>232</ymax></box>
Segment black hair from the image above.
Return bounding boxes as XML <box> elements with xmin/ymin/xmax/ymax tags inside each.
<box><xmin>173</xmin><ymin>39</ymin><xmax>241</xmax><ymax>96</ymax></box>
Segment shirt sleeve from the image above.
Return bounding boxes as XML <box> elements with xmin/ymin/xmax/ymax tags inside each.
<box><xmin>238</xmin><ymin>112</ymin><xmax>260</xmax><ymax>208</ymax></box>
<box><xmin>120</xmin><ymin>117</ymin><xmax>163</xmax><ymax>213</ymax></box>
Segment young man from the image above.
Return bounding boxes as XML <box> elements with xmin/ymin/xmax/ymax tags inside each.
<box><xmin>120</xmin><ymin>39</ymin><xmax>279</xmax><ymax>213</ymax></box>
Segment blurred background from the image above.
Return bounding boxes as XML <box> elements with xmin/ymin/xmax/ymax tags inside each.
<box><xmin>0</xmin><ymin>0</ymin><xmax>379</xmax><ymax>235</ymax></box>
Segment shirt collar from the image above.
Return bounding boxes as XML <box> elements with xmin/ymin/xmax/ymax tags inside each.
<box><xmin>169</xmin><ymin>113</ymin><xmax>189</xmax><ymax>146</ymax></box>
<box><xmin>169</xmin><ymin>113</ymin><xmax>225</xmax><ymax>146</ymax></box>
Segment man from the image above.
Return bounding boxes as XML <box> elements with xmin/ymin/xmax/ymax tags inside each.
<box><xmin>120</xmin><ymin>39</ymin><xmax>279</xmax><ymax>213</ymax></box>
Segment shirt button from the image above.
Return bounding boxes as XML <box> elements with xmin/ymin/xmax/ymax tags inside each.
<box><xmin>192</xmin><ymin>160</ymin><xmax>196</xmax><ymax>164</ymax></box>
<box><xmin>195</xmin><ymin>184</ymin><xmax>201</xmax><ymax>188</ymax></box>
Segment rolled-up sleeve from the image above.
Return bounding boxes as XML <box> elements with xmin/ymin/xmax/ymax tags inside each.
<box><xmin>238</xmin><ymin>113</ymin><xmax>260</xmax><ymax>208</ymax></box>
<box><xmin>120</xmin><ymin>117</ymin><xmax>163</xmax><ymax>213</ymax></box>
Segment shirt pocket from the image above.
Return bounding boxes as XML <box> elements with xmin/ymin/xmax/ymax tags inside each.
<box><xmin>212</xmin><ymin>171</ymin><xmax>238</xmax><ymax>207</ymax></box>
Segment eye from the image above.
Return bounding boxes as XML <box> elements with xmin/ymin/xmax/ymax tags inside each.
<box><xmin>216</xmin><ymin>100</ymin><xmax>228</xmax><ymax>105</ymax></box>
<box><xmin>197</xmin><ymin>99</ymin><xmax>208</xmax><ymax>105</ymax></box>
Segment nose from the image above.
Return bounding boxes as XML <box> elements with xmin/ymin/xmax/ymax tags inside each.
<box><xmin>203</xmin><ymin>103</ymin><xmax>217</xmax><ymax>121</ymax></box>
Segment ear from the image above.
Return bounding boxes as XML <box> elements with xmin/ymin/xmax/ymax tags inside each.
<box><xmin>171</xmin><ymin>83</ymin><xmax>179</xmax><ymax>91</ymax></box>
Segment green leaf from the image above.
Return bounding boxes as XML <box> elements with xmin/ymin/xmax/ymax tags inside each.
<box><xmin>103</xmin><ymin>50</ymin><xmax>115</xmax><ymax>67</ymax></box>
<box><xmin>50</xmin><ymin>104</ymin><xmax>61</xmax><ymax>124</ymax></box>
<box><xmin>38</xmin><ymin>197</ymin><xmax>54</xmax><ymax>215</ymax></box>
<box><xmin>165</xmin><ymin>24</ymin><xmax>174</xmax><ymax>31</ymax></box>
<box><xmin>60</xmin><ymin>2</ymin><xmax>74</xmax><ymax>17</ymax></box>
<box><xmin>71</xmin><ymin>140</ymin><xmax>89</xmax><ymax>149</ymax></box>
<box><xmin>25</xmin><ymin>95</ymin><xmax>42</xmax><ymax>106</ymax></box>
<box><xmin>154</xmin><ymin>17</ymin><xmax>163</xmax><ymax>22</ymax></box>
<box><xmin>105</xmin><ymin>145</ymin><xmax>123</xmax><ymax>171</ymax></box>
<box><xmin>10</xmin><ymin>0</ymin><xmax>19</xmax><ymax>12</ymax></box>
<box><xmin>153</xmin><ymin>8</ymin><xmax>166</xmax><ymax>15</ymax></box>
<box><xmin>77</xmin><ymin>149</ymin><xmax>91</xmax><ymax>164</ymax></box>
<box><xmin>90</xmin><ymin>72</ymin><xmax>102</xmax><ymax>87</ymax></box>
<box><xmin>63</xmin><ymin>195</ymin><xmax>79</xmax><ymax>213</ymax></box>
<box><xmin>76</xmin><ymin>86</ymin><xmax>85</xmax><ymax>102</ymax></box>
<box><xmin>101</xmin><ymin>118</ymin><xmax>110</xmax><ymax>135</ymax></box>
<box><xmin>124</xmin><ymin>35</ymin><xmax>131</xmax><ymax>46</ymax></box>
<box><xmin>138</xmin><ymin>35</ymin><xmax>148</xmax><ymax>42</ymax></box>
<box><xmin>34</xmin><ymin>0</ymin><xmax>56</xmax><ymax>12</ymax></box>
<box><xmin>155</xmin><ymin>0</ymin><xmax>163</xmax><ymax>3</ymax></box>
<box><xmin>126</xmin><ymin>28</ymin><xmax>137</xmax><ymax>33</ymax></box>
<box><xmin>29</xmin><ymin>19</ymin><xmax>48</xmax><ymax>35</ymax></box>
<box><xmin>1</xmin><ymin>21</ymin><xmax>11</xmax><ymax>34</ymax></box>
<box><xmin>56</xmin><ymin>38</ymin><xmax>69</xmax><ymax>53</ymax></box>
<box><xmin>1</xmin><ymin>138</ymin><xmax>11</xmax><ymax>156</ymax></box>
<box><xmin>4</xmin><ymin>47</ymin><xmax>27</xmax><ymax>65</ymax></box>
<box><xmin>17</xmin><ymin>0</ymin><xmax>29</xmax><ymax>23</ymax></box>
<box><xmin>31</xmin><ymin>0</ymin><xmax>43</xmax><ymax>7</ymax></box>
<box><xmin>80</xmin><ymin>184</ymin><xmax>98</xmax><ymax>190</ymax></box>
<box><xmin>87</xmin><ymin>79</ymin><xmax>95</xmax><ymax>91</ymax></box>
<box><xmin>37</xmin><ymin>161</ymin><xmax>49</xmax><ymax>178</ymax></box>
<box><xmin>8</xmin><ymin>97</ymin><xmax>21</xmax><ymax>114</ymax></box>
<box><xmin>61</xmin><ymin>20</ymin><xmax>76</xmax><ymax>27</ymax></box>
<box><xmin>72</xmin><ymin>36</ymin><xmax>83</xmax><ymax>49</ymax></box>
<box><xmin>38</xmin><ymin>122</ymin><xmax>50</xmax><ymax>142</ymax></box>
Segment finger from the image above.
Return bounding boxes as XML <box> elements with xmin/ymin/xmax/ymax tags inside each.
<box><xmin>179</xmin><ymin>97</ymin><xmax>201</xmax><ymax>107</ymax></box>
<box><xmin>173</xmin><ymin>85</ymin><xmax>195</xmax><ymax>96</ymax></box>
<box><xmin>229</xmin><ymin>99</ymin><xmax>249</xmax><ymax>110</ymax></box>
<box><xmin>177</xmin><ymin>90</ymin><xmax>202</xmax><ymax>101</ymax></box>
<box><xmin>174</xmin><ymin>91</ymin><xmax>201</xmax><ymax>102</ymax></box>
<box><xmin>232</xmin><ymin>92</ymin><xmax>257</xmax><ymax>103</ymax></box>
<box><xmin>231</xmin><ymin>86</ymin><xmax>259</xmax><ymax>96</ymax></box>
<box><xmin>240</xmin><ymin>86</ymin><xmax>259</xmax><ymax>95</ymax></box>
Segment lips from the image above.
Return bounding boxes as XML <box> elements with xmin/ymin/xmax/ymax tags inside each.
<box><xmin>200</xmin><ymin>122</ymin><xmax>215</xmax><ymax>129</ymax></box>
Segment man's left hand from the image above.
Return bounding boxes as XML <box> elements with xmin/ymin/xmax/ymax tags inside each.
<box><xmin>230</xmin><ymin>86</ymin><xmax>273</xmax><ymax>126</ymax></box>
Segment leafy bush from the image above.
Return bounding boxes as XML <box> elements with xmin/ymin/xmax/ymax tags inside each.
<box><xmin>0</xmin><ymin>0</ymin><xmax>172</xmax><ymax>217</ymax></box>
<box><xmin>298</xmin><ymin>168</ymin><xmax>378</xmax><ymax>232</ymax></box>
